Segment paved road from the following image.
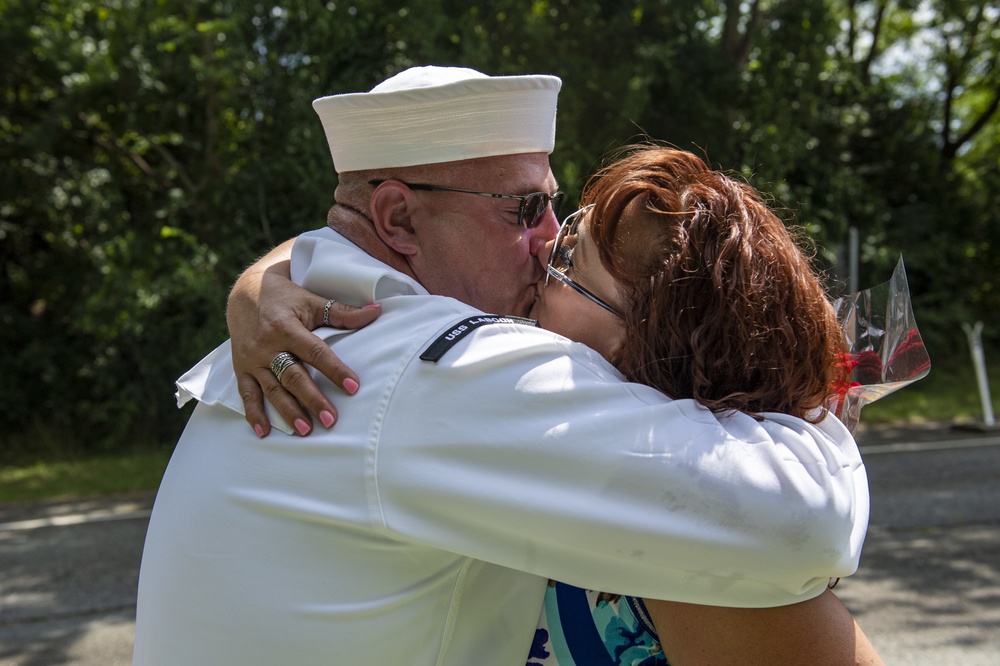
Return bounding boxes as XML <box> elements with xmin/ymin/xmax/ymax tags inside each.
<box><xmin>0</xmin><ymin>496</ymin><xmax>150</xmax><ymax>666</ymax></box>
<box><xmin>1</xmin><ymin>425</ymin><xmax>998</xmax><ymax>665</ymax></box>
<box><xmin>835</xmin><ymin>428</ymin><xmax>1000</xmax><ymax>664</ymax></box>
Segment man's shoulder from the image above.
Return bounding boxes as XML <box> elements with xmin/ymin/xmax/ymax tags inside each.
<box><xmin>291</xmin><ymin>227</ymin><xmax>427</xmax><ymax>302</ymax></box>
<box><xmin>373</xmin><ymin>299</ymin><xmax>541</xmax><ymax>359</ymax></box>
<box><xmin>387</xmin><ymin>302</ymin><xmax>625</xmax><ymax>385</ymax></box>
<box><xmin>418</xmin><ymin>314</ymin><xmax>539</xmax><ymax>362</ymax></box>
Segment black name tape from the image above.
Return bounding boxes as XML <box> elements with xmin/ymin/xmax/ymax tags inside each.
<box><xmin>420</xmin><ymin>315</ymin><xmax>539</xmax><ymax>362</ymax></box>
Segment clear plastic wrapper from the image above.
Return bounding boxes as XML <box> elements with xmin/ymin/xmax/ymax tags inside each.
<box><xmin>827</xmin><ymin>258</ymin><xmax>931</xmax><ymax>432</ymax></box>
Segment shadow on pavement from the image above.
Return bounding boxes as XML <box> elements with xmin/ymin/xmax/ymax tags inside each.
<box><xmin>0</xmin><ymin>495</ymin><xmax>153</xmax><ymax>666</ymax></box>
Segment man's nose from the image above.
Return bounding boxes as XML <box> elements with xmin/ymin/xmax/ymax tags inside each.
<box><xmin>527</xmin><ymin>207</ymin><xmax>559</xmax><ymax>257</ymax></box>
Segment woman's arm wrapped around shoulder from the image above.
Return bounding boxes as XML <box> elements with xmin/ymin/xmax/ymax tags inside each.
<box><xmin>226</xmin><ymin>238</ymin><xmax>381</xmax><ymax>437</ymax></box>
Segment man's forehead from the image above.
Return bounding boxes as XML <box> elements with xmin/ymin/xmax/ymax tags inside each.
<box><xmin>465</xmin><ymin>153</ymin><xmax>556</xmax><ymax>192</ymax></box>
<box><xmin>504</xmin><ymin>169</ymin><xmax>558</xmax><ymax>195</ymax></box>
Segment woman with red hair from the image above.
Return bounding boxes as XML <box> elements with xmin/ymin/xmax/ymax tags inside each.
<box><xmin>533</xmin><ymin>145</ymin><xmax>845</xmax><ymax>422</ymax></box>
<box><xmin>526</xmin><ymin>144</ymin><xmax>880</xmax><ymax>664</ymax></box>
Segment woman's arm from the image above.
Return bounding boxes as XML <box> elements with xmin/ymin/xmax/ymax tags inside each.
<box><xmin>644</xmin><ymin>589</ymin><xmax>884</xmax><ymax>665</ymax></box>
<box><xmin>226</xmin><ymin>238</ymin><xmax>381</xmax><ymax>437</ymax></box>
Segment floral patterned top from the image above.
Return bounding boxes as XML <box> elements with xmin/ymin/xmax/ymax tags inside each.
<box><xmin>527</xmin><ymin>581</ymin><xmax>668</xmax><ymax>666</ymax></box>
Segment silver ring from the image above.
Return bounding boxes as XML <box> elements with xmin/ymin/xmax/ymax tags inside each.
<box><xmin>322</xmin><ymin>299</ymin><xmax>337</xmax><ymax>327</ymax></box>
<box><xmin>269</xmin><ymin>352</ymin><xmax>299</xmax><ymax>384</ymax></box>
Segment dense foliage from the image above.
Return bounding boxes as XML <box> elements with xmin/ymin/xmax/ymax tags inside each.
<box><xmin>2</xmin><ymin>0</ymin><xmax>998</xmax><ymax>454</ymax></box>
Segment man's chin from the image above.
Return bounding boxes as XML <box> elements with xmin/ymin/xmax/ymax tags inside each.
<box><xmin>525</xmin><ymin>291</ymin><xmax>542</xmax><ymax>320</ymax></box>
<box><xmin>491</xmin><ymin>292</ymin><xmax>533</xmax><ymax>318</ymax></box>
<box><xmin>513</xmin><ymin>292</ymin><xmax>537</xmax><ymax>319</ymax></box>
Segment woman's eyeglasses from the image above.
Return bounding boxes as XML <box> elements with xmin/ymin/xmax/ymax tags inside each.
<box><xmin>368</xmin><ymin>180</ymin><xmax>562</xmax><ymax>229</ymax></box>
<box><xmin>545</xmin><ymin>206</ymin><xmax>624</xmax><ymax>318</ymax></box>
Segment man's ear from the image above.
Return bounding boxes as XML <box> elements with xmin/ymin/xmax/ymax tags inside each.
<box><xmin>370</xmin><ymin>181</ymin><xmax>419</xmax><ymax>255</ymax></box>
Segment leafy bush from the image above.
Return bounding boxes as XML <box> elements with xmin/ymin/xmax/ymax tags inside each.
<box><xmin>2</xmin><ymin>0</ymin><xmax>998</xmax><ymax>455</ymax></box>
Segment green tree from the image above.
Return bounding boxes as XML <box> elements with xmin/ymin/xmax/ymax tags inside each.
<box><xmin>3</xmin><ymin>0</ymin><xmax>998</xmax><ymax>455</ymax></box>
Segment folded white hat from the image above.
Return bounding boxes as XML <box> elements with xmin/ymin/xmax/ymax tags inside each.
<box><xmin>312</xmin><ymin>66</ymin><xmax>561</xmax><ymax>173</ymax></box>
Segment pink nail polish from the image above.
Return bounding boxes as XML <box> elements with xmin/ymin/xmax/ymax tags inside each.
<box><xmin>254</xmin><ymin>424</ymin><xmax>265</xmax><ymax>438</ymax></box>
<box><xmin>320</xmin><ymin>410</ymin><xmax>336</xmax><ymax>428</ymax></box>
<box><xmin>363</xmin><ymin>303</ymin><xmax>381</xmax><ymax>310</ymax></box>
<box><xmin>294</xmin><ymin>418</ymin><xmax>311</xmax><ymax>436</ymax></box>
<box><xmin>343</xmin><ymin>378</ymin><xmax>359</xmax><ymax>395</ymax></box>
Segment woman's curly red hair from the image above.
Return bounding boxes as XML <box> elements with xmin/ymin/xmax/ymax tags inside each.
<box><xmin>582</xmin><ymin>145</ymin><xmax>846</xmax><ymax>421</ymax></box>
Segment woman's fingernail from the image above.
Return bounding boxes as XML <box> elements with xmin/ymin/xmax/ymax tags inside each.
<box><xmin>343</xmin><ymin>378</ymin><xmax>359</xmax><ymax>395</ymax></box>
<box><xmin>254</xmin><ymin>424</ymin><xmax>265</xmax><ymax>439</ymax></box>
<box><xmin>294</xmin><ymin>418</ymin><xmax>311</xmax><ymax>436</ymax></box>
<box><xmin>320</xmin><ymin>410</ymin><xmax>336</xmax><ymax>428</ymax></box>
<box><xmin>363</xmin><ymin>303</ymin><xmax>381</xmax><ymax>310</ymax></box>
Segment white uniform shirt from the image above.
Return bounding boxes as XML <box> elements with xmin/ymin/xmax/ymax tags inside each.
<box><xmin>133</xmin><ymin>227</ymin><xmax>869</xmax><ymax>666</ymax></box>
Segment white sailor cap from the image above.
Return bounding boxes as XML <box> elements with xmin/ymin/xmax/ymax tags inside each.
<box><xmin>312</xmin><ymin>66</ymin><xmax>561</xmax><ymax>173</ymax></box>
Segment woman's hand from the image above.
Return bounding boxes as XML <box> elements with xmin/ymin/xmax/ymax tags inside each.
<box><xmin>226</xmin><ymin>239</ymin><xmax>382</xmax><ymax>437</ymax></box>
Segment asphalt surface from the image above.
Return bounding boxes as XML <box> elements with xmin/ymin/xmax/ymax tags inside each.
<box><xmin>1</xmin><ymin>421</ymin><xmax>998</xmax><ymax>665</ymax></box>
<box><xmin>0</xmin><ymin>494</ymin><xmax>150</xmax><ymax>666</ymax></box>
<box><xmin>836</xmin><ymin>421</ymin><xmax>1000</xmax><ymax>664</ymax></box>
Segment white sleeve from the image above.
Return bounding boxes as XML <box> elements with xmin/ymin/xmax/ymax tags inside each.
<box><xmin>373</xmin><ymin>323</ymin><xmax>868</xmax><ymax>609</ymax></box>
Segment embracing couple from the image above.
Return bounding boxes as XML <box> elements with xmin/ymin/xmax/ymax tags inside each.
<box><xmin>133</xmin><ymin>66</ymin><xmax>881</xmax><ymax>665</ymax></box>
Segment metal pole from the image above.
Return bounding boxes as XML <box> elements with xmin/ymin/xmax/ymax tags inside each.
<box><xmin>962</xmin><ymin>321</ymin><xmax>996</xmax><ymax>427</ymax></box>
<box><xmin>849</xmin><ymin>226</ymin><xmax>859</xmax><ymax>295</ymax></box>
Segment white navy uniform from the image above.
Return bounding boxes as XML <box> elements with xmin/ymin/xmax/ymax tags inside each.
<box><xmin>133</xmin><ymin>227</ymin><xmax>869</xmax><ymax>666</ymax></box>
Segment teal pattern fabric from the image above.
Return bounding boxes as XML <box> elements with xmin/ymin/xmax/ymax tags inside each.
<box><xmin>527</xmin><ymin>582</ymin><xmax>668</xmax><ymax>666</ymax></box>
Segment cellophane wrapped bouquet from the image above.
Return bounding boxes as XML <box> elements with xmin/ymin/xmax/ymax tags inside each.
<box><xmin>827</xmin><ymin>258</ymin><xmax>932</xmax><ymax>432</ymax></box>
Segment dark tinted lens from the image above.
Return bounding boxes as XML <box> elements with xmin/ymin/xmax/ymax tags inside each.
<box><xmin>521</xmin><ymin>193</ymin><xmax>547</xmax><ymax>228</ymax></box>
<box><xmin>524</xmin><ymin>192</ymin><xmax>564</xmax><ymax>228</ymax></box>
<box><xmin>550</xmin><ymin>192</ymin><xmax>563</xmax><ymax>219</ymax></box>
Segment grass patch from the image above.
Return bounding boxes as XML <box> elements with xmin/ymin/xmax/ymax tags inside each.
<box><xmin>859</xmin><ymin>355</ymin><xmax>999</xmax><ymax>425</ymax></box>
<box><xmin>0</xmin><ymin>448</ymin><xmax>172</xmax><ymax>504</ymax></box>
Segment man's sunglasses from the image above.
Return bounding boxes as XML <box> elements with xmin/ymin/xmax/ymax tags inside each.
<box><xmin>369</xmin><ymin>180</ymin><xmax>563</xmax><ymax>229</ymax></box>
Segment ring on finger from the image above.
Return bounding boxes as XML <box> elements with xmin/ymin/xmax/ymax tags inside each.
<box><xmin>323</xmin><ymin>299</ymin><xmax>337</xmax><ymax>327</ymax></box>
<box><xmin>269</xmin><ymin>351</ymin><xmax>299</xmax><ymax>384</ymax></box>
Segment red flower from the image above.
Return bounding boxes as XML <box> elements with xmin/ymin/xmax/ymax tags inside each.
<box><xmin>885</xmin><ymin>328</ymin><xmax>931</xmax><ymax>382</ymax></box>
<box><xmin>853</xmin><ymin>350</ymin><xmax>883</xmax><ymax>385</ymax></box>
